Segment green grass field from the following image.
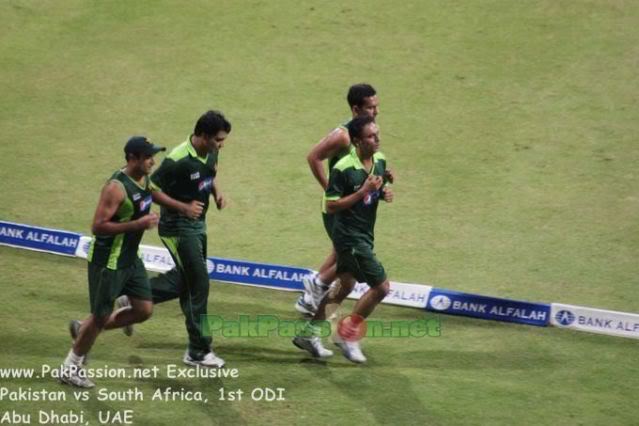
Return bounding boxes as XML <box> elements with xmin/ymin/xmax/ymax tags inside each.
<box><xmin>1</xmin><ymin>0</ymin><xmax>638</xmax><ymax>424</ymax></box>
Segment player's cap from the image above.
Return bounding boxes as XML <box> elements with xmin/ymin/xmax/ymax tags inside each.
<box><xmin>124</xmin><ymin>136</ymin><xmax>166</xmax><ymax>156</ymax></box>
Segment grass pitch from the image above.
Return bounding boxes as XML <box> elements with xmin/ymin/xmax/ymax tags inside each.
<box><xmin>1</xmin><ymin>0</ymin><xmax>638</xmax><ymax>425</ymax></box>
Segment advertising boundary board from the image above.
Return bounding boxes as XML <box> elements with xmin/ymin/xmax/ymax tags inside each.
<box><xmin>426</xmin><ymin>288</ymin><xmax>551</xmax><ymax>327</ymax></box>
<box><xmin>0</xmin><ymin>221</ymin><xmax>81</xmax><ymax>257</ymax></box>
<box><xmin>3</xmin><ymin>221</ymin><xmax>639</xmax><ymax>338</ymax></box>
<box><xmin>551</xmin><ymin>303</ymin><xmax>639</xmax><ymax>339</ymax></box>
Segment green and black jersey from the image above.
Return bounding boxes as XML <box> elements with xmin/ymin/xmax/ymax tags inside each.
<box><xmin>325</xmin><ymin>149</ymin><xmax>388</xmax><ymax>249</ymax></box>
<box><xmin>150</xmin><ymin>137</ymin><xmax>218</xmax><ymax>236</ymax></box>
<box><xmin>321</xmin><ymin>119</ymin><xmax>355</xmax><ymax>214</ymax></box>
<box><xmin>88</xmin><ymin>170</ymin><xmax>153</xmax><ymax>270</ymax></box>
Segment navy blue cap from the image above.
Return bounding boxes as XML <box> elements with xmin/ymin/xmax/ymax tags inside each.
<box><xmin>124</xmin><ymin>136</ymin><xmax>166</xmax><ymax>156</ymax></box>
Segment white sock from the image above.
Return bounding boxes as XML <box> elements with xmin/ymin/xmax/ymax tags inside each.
<box><xmin>64</xmin><ymin>349</ymin><xmax>84</xmax><ymax>366</ymax></box>
<box><xmin>315</xmin><ymin>276</ymin><xmax>330</xmax><ymax>289</ymax></box>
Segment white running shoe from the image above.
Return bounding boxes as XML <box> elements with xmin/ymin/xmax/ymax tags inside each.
<box><xmin>59</xmin><ymin>364</ymin><xmax>95</xmax><ymax>388</ymax></box>
<box><xmin>183</xmin><ymin>351</ymin><xmax>225</xmax><ymax>368</ymax></box>
<box><xmin>294</xmin><ymin>293</ymin><xmax>316</xmax><ymax>316</ymax></box>
<box><xmin>302</xmin><ymin>275</ymin><xmax>329</xmax><ymax>310</ymax></box>
<box><xmin>115</xmin><ymin>295</ymin><xmax>133</xmax><ymax>336</ymax></box>
<box><xmin>334</xmin><ymin>340</ymin><xmax>367</xmax><ymax>364</ymax></box>
<box><xmin>292</xmin><ymin>336</ymin><xmax>334</xmax><ymax>358</ymax></box>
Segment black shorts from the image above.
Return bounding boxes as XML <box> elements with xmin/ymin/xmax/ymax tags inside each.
<box><xmin>335</xmin><ymin>244</ymin><xmax>387</xmax><ymax>287</ymax></box>
<box><xmin>88</xmin><ymin>258</ymin><xmax>151</xmax><ymax>317</ymax></box>
<box><xmin>322</xmin><ymin>212</ymin><xmax>335</xmax><ymax>241</ymax></box>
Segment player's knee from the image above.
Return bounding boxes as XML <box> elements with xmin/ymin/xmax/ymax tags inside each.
<box><xmin>93</xmin><ymin>315</ymin><xmax>109</xmax><ymax>330</ymax></box>
<box><xmin>377</xmin><ymin>281</ymin><xmax>390</xmax><ymax>298</ymax></box>
<box><xmin>334</xmin><ymin>281</ymin><xmax>354</xmax><ymax>301</ymax></box>
<box><xmin>136</xmin><ymin>304</ymin><xmax>153</xmax><ymax>322</ymax></box>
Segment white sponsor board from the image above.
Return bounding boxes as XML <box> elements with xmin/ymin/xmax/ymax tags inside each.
<box><xmin>551</xmin><ymin>303</ymin><xmax>639</xmax><ymax>339</ymax></box>
<box><xmin>74</xmin><ymin>236</ymin><xmax>92</xmax><ymax>259</ymax></box>
<box><xmin>76</xmin><ymin>239</ymin><xmax>175</xmax><ymax>273</ymax></box>
<box><xmin>138</xmin><ymin>244</ymin><xmax>176</xmax><ymax>272</ymax></box>
<box><xmin>348</xmin><ymin>281</ymin><xmax>432</xmax><ymax>309</ymax></box>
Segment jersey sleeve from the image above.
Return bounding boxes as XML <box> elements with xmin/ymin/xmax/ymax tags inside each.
<box><xmin>325</xmin><ymin>168</ymin><xmax>344</xmax><ymax>201</ymax></box>
<box><xmin>150</xmin><ymin>158</ymin><xmax>175</xmax><ymax>192</ymax></box>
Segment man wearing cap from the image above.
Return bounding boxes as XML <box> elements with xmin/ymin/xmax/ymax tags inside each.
<box><xmin>147</xmin><ymin>110</ymin><xmax>231</xmax><ymax>368</ymax></box>
<box><xmin>60</xmin><ymin>136</ymin><xmax>165</xmax><ymax>388</ymax></box>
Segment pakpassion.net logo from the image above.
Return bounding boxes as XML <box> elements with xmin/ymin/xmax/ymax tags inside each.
<box><xmin>200</xmin><ymin>314</ymin><xmax>441</xmax><ymax>339</ymax></box>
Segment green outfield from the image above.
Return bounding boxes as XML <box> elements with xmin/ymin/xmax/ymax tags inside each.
<box><xmin>1</xmin><ymin>0</ymin><xmax>638</xmax><ymax>425</ymax></box>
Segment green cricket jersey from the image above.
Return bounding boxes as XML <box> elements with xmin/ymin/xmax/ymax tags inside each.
<box><xmin>325</xmin><ymin>149</ymin><xmax>388</xmax><ymax>248</ymax></box>
<box><xmin>87</xmin><ymin>170</ymin><xmax>153</xmax><ymax>270</ymax></box>
<box><xmin>150</xmin><ymin>137</ymin><xmax>218</xmax><ymax>236</ymax></box>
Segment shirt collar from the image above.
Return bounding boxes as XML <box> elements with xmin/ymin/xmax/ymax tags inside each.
<box><xmin>187</xmin><ymin>135</ymin><xmax>208</xmax><ymax>163</ymax></box>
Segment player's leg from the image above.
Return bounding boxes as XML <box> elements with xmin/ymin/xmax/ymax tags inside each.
<box><xmin>315</xmin><ymin>213</ymin><xmax>339</xmax><ymax>288</ymax></box>
<box><xmin>310</xmin><ymin>248</ymin><xmax>338</xmax><ymax>295</ymax></box>
<box><xmin>344</xmin><ymin>245</ymin><xmax>388</xmax><ymax>320</ymax></box>
<box><xmin>337</xmin><ymin>278</ymin><xmax>390</xmax><ymax>344</ymax></box>
<box><xmin>103</xmin><ymin>259</ymin><xmax>153</xmax><ymax>332</ymax></box>
<box><xmin>292</xmin><ymin>248</ymin><xmax>358</xmax><ymax>359</ymax></box>
<box><xmin>103</xmin><ymin>297</ymin><xmax>153</xmax><ymax>330</ymax></box>
<box><xmin>176</xmin><ymin>233</ymin><xmax>224</xmax><ymax>368</ymax></box>
<box><xmin>149</xmin><ymin>236</ymin><xmax>184</xmax><ymax>304</ymax></box>
<box><xmin>313</xmin><ymin>272</ymin><xmax>355</xmax><ymax>321</ymax></box>
<box><xmin>298</xmin><ymin>261</ymin><xmax>336</xmax><ymax>317</ymax></box>
<box><xmin>351</xmin><ymin>279</ymin><xmax>390</xmax><ymax>319</ymax></box>
<box><xmin>61</xmin><ymin>264</ymin><xmax>123</xmax><ymax>387</ymax></box>
<box><xmin>298</xmin><ymin>213</ymin><xmax>339</xmax><ymax>312</ymax></box>
<box><xmin>316</xmin><ymin>248</ymin><xmax>337</xmax><ymax>283</ymax></box>
<box><xmin>334</xmin><ymin>246</ymin><xmax>388</xmax><ymax>363</ymax></box>
<box><xmin>71</xmin><ymin>313</ymin><xmax>108</xmax><ymax>357</ymax></box>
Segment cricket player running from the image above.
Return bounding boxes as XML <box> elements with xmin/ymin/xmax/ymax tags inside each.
<box><xmin>61</xmin><ymin>136</ymin><xmax>165</xmax><ymax>388</ymax></box>
<box><xmin>296</xmin><ymin>83</ymin><xmax>385</xmax><ymax>316</ymax></box>
<box><xmin>293</xmin><ymin>115</ymin><xmax>394</xmax><ymax>363</ymax></box>
<box><xmin>147</xmin><ymin>110</ymin><xmax>231</xmax><ymax>368</ymax></box>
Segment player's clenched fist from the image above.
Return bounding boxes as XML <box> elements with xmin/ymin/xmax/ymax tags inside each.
<box><xmin>362</xmin><ymin>175</ymin><xmax>383</xmax><ymax>193</ymax></box>
<box><xmin>384</xmin><ymin>169</ymin><xmax>395</xmax><ymax>184</ymax></box>
<box><xmin>215</xmin><ymin>194</ymin><xmax>226</xmax><ymax>210</ymax></box>
<box><xmin>382</xmin><ymin>186</ymin><xmax>394</xmax><ymax>203</ymax></box>
<box><xmin>182</xmin><ymin>200</ymin><xmax>204</xmax><ymax>219</ymax></box>
<box><xmin>138</xmin><ymin>212</ymin><xmax>159</xmax><ymax>230</ymax></box>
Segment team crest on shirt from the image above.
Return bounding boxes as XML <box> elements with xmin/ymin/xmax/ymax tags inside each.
<box><xmin>198</xmin><ymin>177</ymin><xmax>213</xmax><ymax>193</ymax></box>
<box><xmin>139</xmin><ymin>196</ymin><xmax>152</xmax><ymax>212</ymax></box>
<box><xmin>190</xmin><ymin>172</ymin><xmax>200</xmax><ymax>180</ymax></box>
<box><xmin>363</xmin><ymin>190</ymin><xmax>381</xmax><ymax>206</ymax></box>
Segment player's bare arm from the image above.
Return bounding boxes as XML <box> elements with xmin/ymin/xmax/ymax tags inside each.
<box><xmin>326</xmin><ymin>175</ymin><xmax>383</xmax><ymax>214</ymax></box>
<box><xmin>152</xmin><ymin>191</ymin><xmax>203</xmax><ymax>219</ymax></box>
<box><xmin>307</xmin><ymin>128</ymin><xmax>351</xmax><ymax>190</ymax></box>
<box><xmin>211</xmin><ymin>180</ymin><xmax>226</xmax><ymax>210</ymax></box>
<box><xmin>92</xmin><ymin>181</ymin><xmax>158</xmax><ymax>235</ymax></box>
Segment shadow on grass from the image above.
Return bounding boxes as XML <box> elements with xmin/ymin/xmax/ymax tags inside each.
<box><xmin>218</xmin><ymin>342</ymin><xmax>301</xmax><ymax>360</ymax></box>
<box><xmin>296</xmin><ymin>356</ymin><xmax>439</xmax><ymax>425</ymax></box>
<box><xmin>138</xmin><ymin>376</ymin><xmax>247</xmax><ymax>425</ymax></box>
<box><xmin>395</xmin><ymin>349</ymin><xmax>561</xmax><ymax>371</ymax></box>
<box><xmin>207</xmin><ymin>301</ymin><xmax>304</xmax><ymax>320</ymax></box>
<box><xmin>136</xmin><ymin>341</ymin><xmax>189</xmax><ymax>351</ymax></box>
